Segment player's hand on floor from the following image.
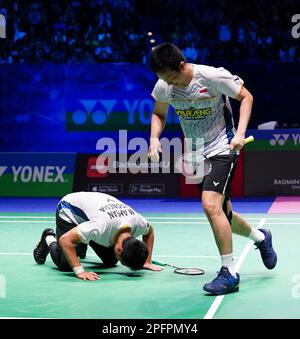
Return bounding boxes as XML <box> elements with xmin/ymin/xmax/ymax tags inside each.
<box><xmin>148</xmin><ymin>138</ymin><xmax>162</xmax><ymax>162</ymax></box>
<box><xmin>77</xmin><ymin>271</ymin><xmax>100</xmax><ymax>281</ymax></box>
<box><xmin>143</xmin><ymin>262</ymin><xmax>164</xmax><ymax>271</ymax></box>
<box><xmin>230</xmin><ymin>135</ymin><xmax>245</xmax><ymax>151</ymax></box>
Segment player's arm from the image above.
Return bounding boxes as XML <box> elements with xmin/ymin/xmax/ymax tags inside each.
<box><xmin>142</xmin><ymin>225</ymin><xmax>163</xmax><ymax>272</ymax></box>
<box><xmin>231</xmin><ymin>87</ymin><xmax>253</xmax><ymax>150</ymax></box>
<box><xmin>59</xmin><ymin>228</ymin><xmax>99</xmax><ymax>281</ymax></box>
<box><xmin>148</xmin><ymin>101</ymin><xmax>169</xmax><ymax>161</ymax></box>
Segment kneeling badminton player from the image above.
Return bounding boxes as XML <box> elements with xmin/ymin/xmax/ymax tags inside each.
<box><xmin>33</xmin><ymin>192</ymin><xmax>163</xmax><ymax>281</ymax></box>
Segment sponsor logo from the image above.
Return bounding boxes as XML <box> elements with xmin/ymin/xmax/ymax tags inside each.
<box><xmin>175</xmin><ymin>107</ymin><xmax>212</xmax><ymax>120</ymax></box>
<box><xmin>269</xmin><ymin>133</ymin><xmax>300</xmax><ymax>146</ymax></box>
<box><xmin>274</xmin><ymin>179</ymin><xmax>300</xmax><ymax>190</ymax></box>
<box><xmin>199</xmin><ymin>88</ymin><xmax>208</xmax><ymax>93</ymax></box>
<box><xmin>213</xmin><ymin>181</ymin><xmax>220</xmax><ymax>186</ymax></box>
<box><xmin>4</xmin><ymin>166</ymin><xmax>66</xmax><ymax>183</ymax></box>
<box><xmin>69</xmin><ymin>100</ymin><xmax>115</xmax><ymax>126</ymax></box>
<box><xmin>67</xmin><ymin>99</ymin><xmax>179</xmax><ymax>131</ymax></box>
<box><xmin>129</xmin><ymin>183</ymin><xmax>165</xmax><ymax>195</ymax></box>
<box><xmin>87</xmin><ymin>157</ymin><xmax>108</xmax><ymax>178</ymax></box>
<box><xmin>88</xmin><ymin>183</ymin><xmax>123</xmax><ymax>194</ymax></box>
<box><xmin>292</xmin><ymin>14</ymin><xmax>300</xmax><ymax>39</ymax></box>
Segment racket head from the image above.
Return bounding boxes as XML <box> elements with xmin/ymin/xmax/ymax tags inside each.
<box><xmin>174</xmin><ymin>267</ymin><xmax>205</xmax><ymax>275</ymax></box>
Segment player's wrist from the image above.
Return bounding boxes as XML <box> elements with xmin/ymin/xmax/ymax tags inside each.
<box><xmin>73</xmin><ymin>265</ymin><xmax>85</xmax><ymax>275</ymax></box>
<box><xmin>236</xmin><ymin>132</ymin><xmax>246</xmax><ymax>138</ymax></box>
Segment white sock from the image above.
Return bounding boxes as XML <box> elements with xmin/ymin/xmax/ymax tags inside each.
<box><xmin>221</xmin><ymin>253</ymin><xmax>236</xmax><ymax>278</ymax></box>
<box><xmin>248</xmin><ymin>228</ymin><xmax>265</xmax><ymax>243</ymax></box>
<box><xmin>46</xmin><ymin>235</ymin><xmax>56</xmax><ymax>247</ymax></box>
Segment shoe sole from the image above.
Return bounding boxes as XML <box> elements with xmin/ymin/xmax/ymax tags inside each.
<box><xmin>204</xmin><ymin>285</ymin><xmax>239</xmax><ymax>296</ymax></box>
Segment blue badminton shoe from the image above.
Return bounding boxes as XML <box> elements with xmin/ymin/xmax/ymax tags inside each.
<box><xmin>33</xmin><ymin>228</ymin><xmax>56</xmax><ymax>264</ymax></box>
<box><xmin>203</xmin><ymin>266</ymin><xmax>240</xmax><ymax>295</ymax></box>
<box><xmin>255</xmin><ymin>228</ymin><xmax>277</xmax><ymax>269</ymax></box>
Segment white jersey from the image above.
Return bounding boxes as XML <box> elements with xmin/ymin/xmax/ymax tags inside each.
<box><xmin>56</xmin><ymin>192</ymin><xmax>150</xmax><ymax>247</ymax></box>
<box><xmin>151</xmin><ymin>64</ymin><xmax>244</xmax><ymax>157</ymax></box>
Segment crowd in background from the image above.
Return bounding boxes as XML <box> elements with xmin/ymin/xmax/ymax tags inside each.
<box><xmin>0</xmin><ymin>0</ymin><xmax>299</xmax><ymax>63</ymax></box>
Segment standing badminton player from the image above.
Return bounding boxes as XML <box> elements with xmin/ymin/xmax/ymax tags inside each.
<box><xmin>33</xmin><ymin>192</ymin><xmax>163</xmax><ymax>281</ymax></box>
<box><xmin>148</xmin><ymin>43</ymin><xmax>277</xmax><ymax>295</ymax></box>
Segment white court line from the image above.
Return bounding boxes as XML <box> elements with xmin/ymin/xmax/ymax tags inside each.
<box><xmin>203</xmin><ymin>218</ymin><xmax>266</xmax><ymax>320</ymax></box>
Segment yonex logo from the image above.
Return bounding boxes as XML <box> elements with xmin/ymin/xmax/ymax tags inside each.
<box><xmin>269</xmin><ymin>134</ymin><xmax>289</xmax><ymax>146</ymax></box>
<box><xmin>213</xmin><ymin>181</ymin><xmax>220</xmax><ymax>186</ymax></box>
<box><xmin>269</xmin><ymin>134</ymin><xmax>300</xmax><ymax>146</ymax></box>
<box><xmin>71</xmin><ymin>100</ymin><xmax>116</xmax><ymax>126</ymax></box>
<box><xmin>68</xmin><ymin>99</ymin><xmax>164</xmax><ymax>130</ymax></box>
<box><xmin>11</xmin><ymin>166</ymin><xmax>66</xmax><ymax>183</ymax></box>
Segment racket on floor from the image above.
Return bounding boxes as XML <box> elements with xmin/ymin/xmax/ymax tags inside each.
<box><xmin>175</xmin><ymin>135</ymin><xmax>254</xmax><ymax>183</ymax></box>
<box><xmin>152</xmin><ymin>260</ymin><xmax>205</xmax><ymax>275</ymax></box>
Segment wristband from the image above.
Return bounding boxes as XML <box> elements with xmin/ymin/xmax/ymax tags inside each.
<box><xmin>73</xmin><ymin>265</ymin><xmax>84</xmax><ymax>275</ymax></box>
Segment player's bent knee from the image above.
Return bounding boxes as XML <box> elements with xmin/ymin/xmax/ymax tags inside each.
<box><xmin>202</xmin><ymin>202</ymin><xmax>222</xmax><ymax>216</ymax></box>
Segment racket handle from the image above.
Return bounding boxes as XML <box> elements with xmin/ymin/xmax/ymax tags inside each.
<box><xmin>151</xmin><ymin>260</ymin><xmax>166</xmax><ymax>267</ymax></box>
<box><xmin>244</xmin><ymin>135</ymin><xmax>254</xmax><ymax>144</ymax></box>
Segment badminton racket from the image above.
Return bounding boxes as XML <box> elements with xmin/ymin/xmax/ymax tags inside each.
<box><xmin>152</xmin><ymin>260</ymin><xmax>204</xmax><ymax>275</ymax></box>
<box><xmin>175</xmin><ymin>135</ymin><xmax>254</xmax><ymax>183</ymax></box>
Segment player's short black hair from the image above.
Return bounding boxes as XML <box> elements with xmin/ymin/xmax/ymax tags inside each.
<box><xmin>150</xmin><ymin>42</ymin><xmax>186</xmax><ymax>73</ymax></box>
<box><xmin>121</xmin><ymin>238</ymin><xmax>149</xmax><ymax>270</ymax></box>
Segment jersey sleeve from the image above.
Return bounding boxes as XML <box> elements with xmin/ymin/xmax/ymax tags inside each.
<box><xmin>151</xmin><ymin>79</ymin><xmax>170</xmax><ymax>103</ymax></box>
<box><xmin>130</xmin><ymin>214</ymin><xmax>151</xmax><ymax>237</ymax></box>
<box><xmin>206</xmin><ymin>66</ymin><xmax>244</xmax><ymax>98</ymax></box>
<box><xmin>76</xmin><ymin>221</ymin><xmax>100</xmax><ymax>244</ymax></box>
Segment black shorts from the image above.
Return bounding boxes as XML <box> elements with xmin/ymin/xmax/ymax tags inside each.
<box><xmin>55</xmin><ymin>212</ymin><xmax>117</xmax><ymax>268</ymax></box>
<box><xmin>198</xmin><ymin>153</ymin><xmax>238</xmax><ymax>197</ymax></box>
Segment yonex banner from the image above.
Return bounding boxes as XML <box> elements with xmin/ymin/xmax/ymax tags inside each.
<box><xmin>0</xmin><ymin>153</ymin><xmax>76</xmax><ymax>197</ymax></box>
<box><xmin>245</xmin><ymin>129</ymin><xmax>300</xmax><ymax>151</ymax></box>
